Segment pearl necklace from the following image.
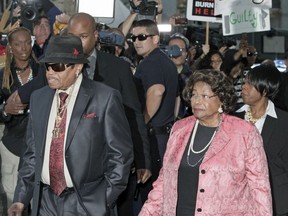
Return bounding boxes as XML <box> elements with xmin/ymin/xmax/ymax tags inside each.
<box><xmin>187</xmin><ymin>117</ymin><xmax>222</xmax><ymax>167</ymax></box>
<box><xmin>16</xmin><ymin>68</ymin><xmax>33</xmax><ymax>86</ymax></box>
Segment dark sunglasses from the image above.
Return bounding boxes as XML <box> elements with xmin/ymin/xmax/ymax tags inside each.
<box><xmin>130</xmin><ymin>34</ymin><xmax>154</xmax><ymax>42</ymax></box>
<box><xmin>44</xmin><ymin>63</ymin><xmax>74</xmax><ymax>72</ymax></box>
<box><xmin>247</xmin><ymin>52</ymin><xmax>258</xmax><ymax>57</ymax></box>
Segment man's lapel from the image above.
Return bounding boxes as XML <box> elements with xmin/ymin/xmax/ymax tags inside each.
<box><xmin>65</xmin><ymin>79</ymin><xmax>91</xmax><ymax>151</ymax></box>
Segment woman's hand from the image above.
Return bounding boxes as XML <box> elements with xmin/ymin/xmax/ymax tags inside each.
<box><xmin>4</xmin><ymin>91</ymin><xmax>28</xmax><ymax>115</ymax></box>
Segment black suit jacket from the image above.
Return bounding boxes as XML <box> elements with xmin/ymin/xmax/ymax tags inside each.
<box><xmin>18</xmin><ymin>51</ymin><xmax>151</xmax><ymax>170</ymax></box>
<box><xmin>14</xmin><ymin>77</ymin><xmax>133</xmax><ymax>216</ymax></box>
<box><xmin>94</xmin><ymin>51</ymin><xmax>150</xmax><ymax>170</ymax></box>
<box><xmin>235</xmin><ymin>108</ymin><xmax>288</xmax><ymax>214</ymax></box>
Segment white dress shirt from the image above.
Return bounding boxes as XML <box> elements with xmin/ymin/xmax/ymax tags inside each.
<box><xmin>41</xmin><ymin>74</ymin><xmax>83</xmax><ymax>187</ymax></box>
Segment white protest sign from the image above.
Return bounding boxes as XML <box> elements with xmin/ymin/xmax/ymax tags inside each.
<box><xmin>215</xmin><ymin>0</ymin><xmax>272</xmax><ymax>15</ymax></box>
<box><xmin>222</xmin><ymin>6</ymin><xmax>270</xmax><ymax>36</ymax></box>
<box><xmin>186</xmin><ymin>0</ymin><xmax>222</xmax><ymax>23</ymax></box>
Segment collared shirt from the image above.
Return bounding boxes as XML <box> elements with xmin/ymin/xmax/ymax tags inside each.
<box><xmin>41</xmin><ymin>74</ymin><xmax>83</xmax><ymax>187</ymax></box>
<box><xmin>86</xmin><ymin>49</ymin><xmax>97</xmax><ymax>80</ymax></box>
<box><xmin>236</xmin><ymin>100</ymin><xmax>277</xmax><ymax>133</ymax></box>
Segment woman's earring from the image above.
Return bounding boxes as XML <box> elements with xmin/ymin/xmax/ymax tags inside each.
<box><xmin>218</xmin><ymin>106</ymin><xmax>223</xmax><ymax>113</ymax></box>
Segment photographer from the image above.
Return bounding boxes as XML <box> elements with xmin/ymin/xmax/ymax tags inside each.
<box><xmin>10</xmin><ymin>0</ymin><xmax>61</xmax><ymax>32</ymax></box>
<box><xmin>32</xmin><ymin>15</ymin><xmax>51</xmax><ymax>59</ymax></box>
<box><xmin>120</xmin><ymin>0</ymin><xmax>163</xmax><ymax>36</ymax></box>
<box><xmin>99</xmin><ymin>28</ymin><xmax>126</xmax><ymax>57</ymax></box>
<box><xmin>10</xmin><ymin>0</ymin><xmax>42</xmax><ymax>31</ymax></box>
<box><xmin>98</xmin><ymin>28</ymin><xmax>142</xmax><ymax>73</ymax></box>
<box><xmin>166</xmin><ymin>33</ymin><xmax>192</xmax><ymax>119</ymax></box>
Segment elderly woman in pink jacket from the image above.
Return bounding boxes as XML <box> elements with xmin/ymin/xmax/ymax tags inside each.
<box><xmin>139</xmin><ymin>69</ymin><xmax>272</xmax><ymax>216</ymax></box>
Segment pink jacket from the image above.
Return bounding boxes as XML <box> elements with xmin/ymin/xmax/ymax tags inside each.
<box><xmin>139</xmin><ymin>114</ymin><xmax>272</xmax><ymax>216</ymax></box>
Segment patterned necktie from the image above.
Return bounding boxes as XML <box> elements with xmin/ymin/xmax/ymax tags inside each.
<box><xmin>49</xmin><ymin>92</ymin><xmax>68</xmax><ymax>196</ymax></box>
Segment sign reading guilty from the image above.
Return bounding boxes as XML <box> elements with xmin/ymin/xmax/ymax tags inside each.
<box><xmin>213</xmin><ymin>0</ymin><xmax>271</xmax><ymax>35</ymax></box>
<box><xmin>222</xmin><ymin>7</ymin><xmax>270</xmax><ymax>35</ymax></box>
<box><xmin>230</xmin><ymin>9</ymin><xmax>258</xmax><ymax>28</ymax></box>
<box><xmin>187</xmin><ymin>0</ymin><xmax>222</xmax><ymax>23</ymax></box>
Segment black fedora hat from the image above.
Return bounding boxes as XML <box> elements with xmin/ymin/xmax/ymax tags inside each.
<box><xmin>40</xmin><ymin>35</ymin><xmax>89</xmax><ymax>64</ymax></box>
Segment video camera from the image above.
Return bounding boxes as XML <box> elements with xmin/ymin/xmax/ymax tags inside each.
<box><xmin>98</xmin><ymin>31</ymin><xmax>126</xmax><ymax>55</ymax></box>
<box><xmin>13</xmin><ymin>0</ymin><xmax>42</xmax><ymax>23</ymax></box>
<box><xmin>164</xmin><ymin>45</ymin><xmax>184</xmax><ymax>58</ymax></box>
<box><xmin>98</xmin><ymin>31</ymin><xmax>126</xmax><ymax>47</ymax></box>
<box><xmin>130</xmin><ymin>0</ymin><xmax>157</xmax><ymax>20</ymax></box>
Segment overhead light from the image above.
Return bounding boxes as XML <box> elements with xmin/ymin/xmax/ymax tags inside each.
<box><xmin>157</xmin><ymin>24</ymin><xmax>172</xmax><ymax>33</ymax></box>
<box><xmin>76</xmin><ymin>0</ymin><xmax>115</xmax><ymax>18</ymax></box>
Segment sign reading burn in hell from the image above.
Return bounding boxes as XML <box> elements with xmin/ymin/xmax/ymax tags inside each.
<box><xmin>186</xmin><ymin>0</ymin><xmax>222</xmax><ymax>23</ymax></box>
<box><xmin>193</xmin><ymin>0</ymin><xmax>215</xmax><ymax>17</ymax></box>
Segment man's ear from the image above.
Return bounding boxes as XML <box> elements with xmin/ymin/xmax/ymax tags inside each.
<box><xmin>94</xmin><ymin>30</ymin><xmax>99</xmax><ymax>40</ymax></box>
<box><xmin>152</xmin><ymin>35</ymin><xmax>160</xmax><ymax>45</ymax></box>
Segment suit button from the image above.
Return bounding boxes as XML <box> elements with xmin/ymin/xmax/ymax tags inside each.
<box><xmin>201</xmin><ymin>169</ymin><xmax>206</xmax><ymax>174</ymax></box>
<box><xmin>200</xmin><ymin>188</ymin><xmax>205</xmax><ymax>193</ymax></box>
<box><xmin>197</xmin><ymin>208</ymin><xmax>202</xmax><ymax>212</ymax></box>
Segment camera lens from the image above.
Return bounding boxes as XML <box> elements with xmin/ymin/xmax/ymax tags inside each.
<box><xmin>21</xmin><ymin>6</ymin><xmax>38</xmax><ymax>21</ymax></box>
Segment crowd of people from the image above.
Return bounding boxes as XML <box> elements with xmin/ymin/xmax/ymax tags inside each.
<box><xmin>0</xmin><ymin>0</ymin><xmax>288</xmax><ymax>215</ymax></box>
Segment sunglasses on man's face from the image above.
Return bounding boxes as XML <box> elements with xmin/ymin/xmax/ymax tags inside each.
<box><xmin>44</xmin><ymin>63</ymin><xmax>74</xmax><ymax>72</ymax></box>
<box><xmin>130</xmin><ymin>34</ymin><xmax>154</xmax><ymax>42</ymax></box>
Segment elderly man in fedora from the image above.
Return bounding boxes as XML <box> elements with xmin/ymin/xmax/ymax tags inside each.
<box><xmin>7</xmin><ymin>35</ymin><xmax>133</xmax><ymax>216</ymax></box>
